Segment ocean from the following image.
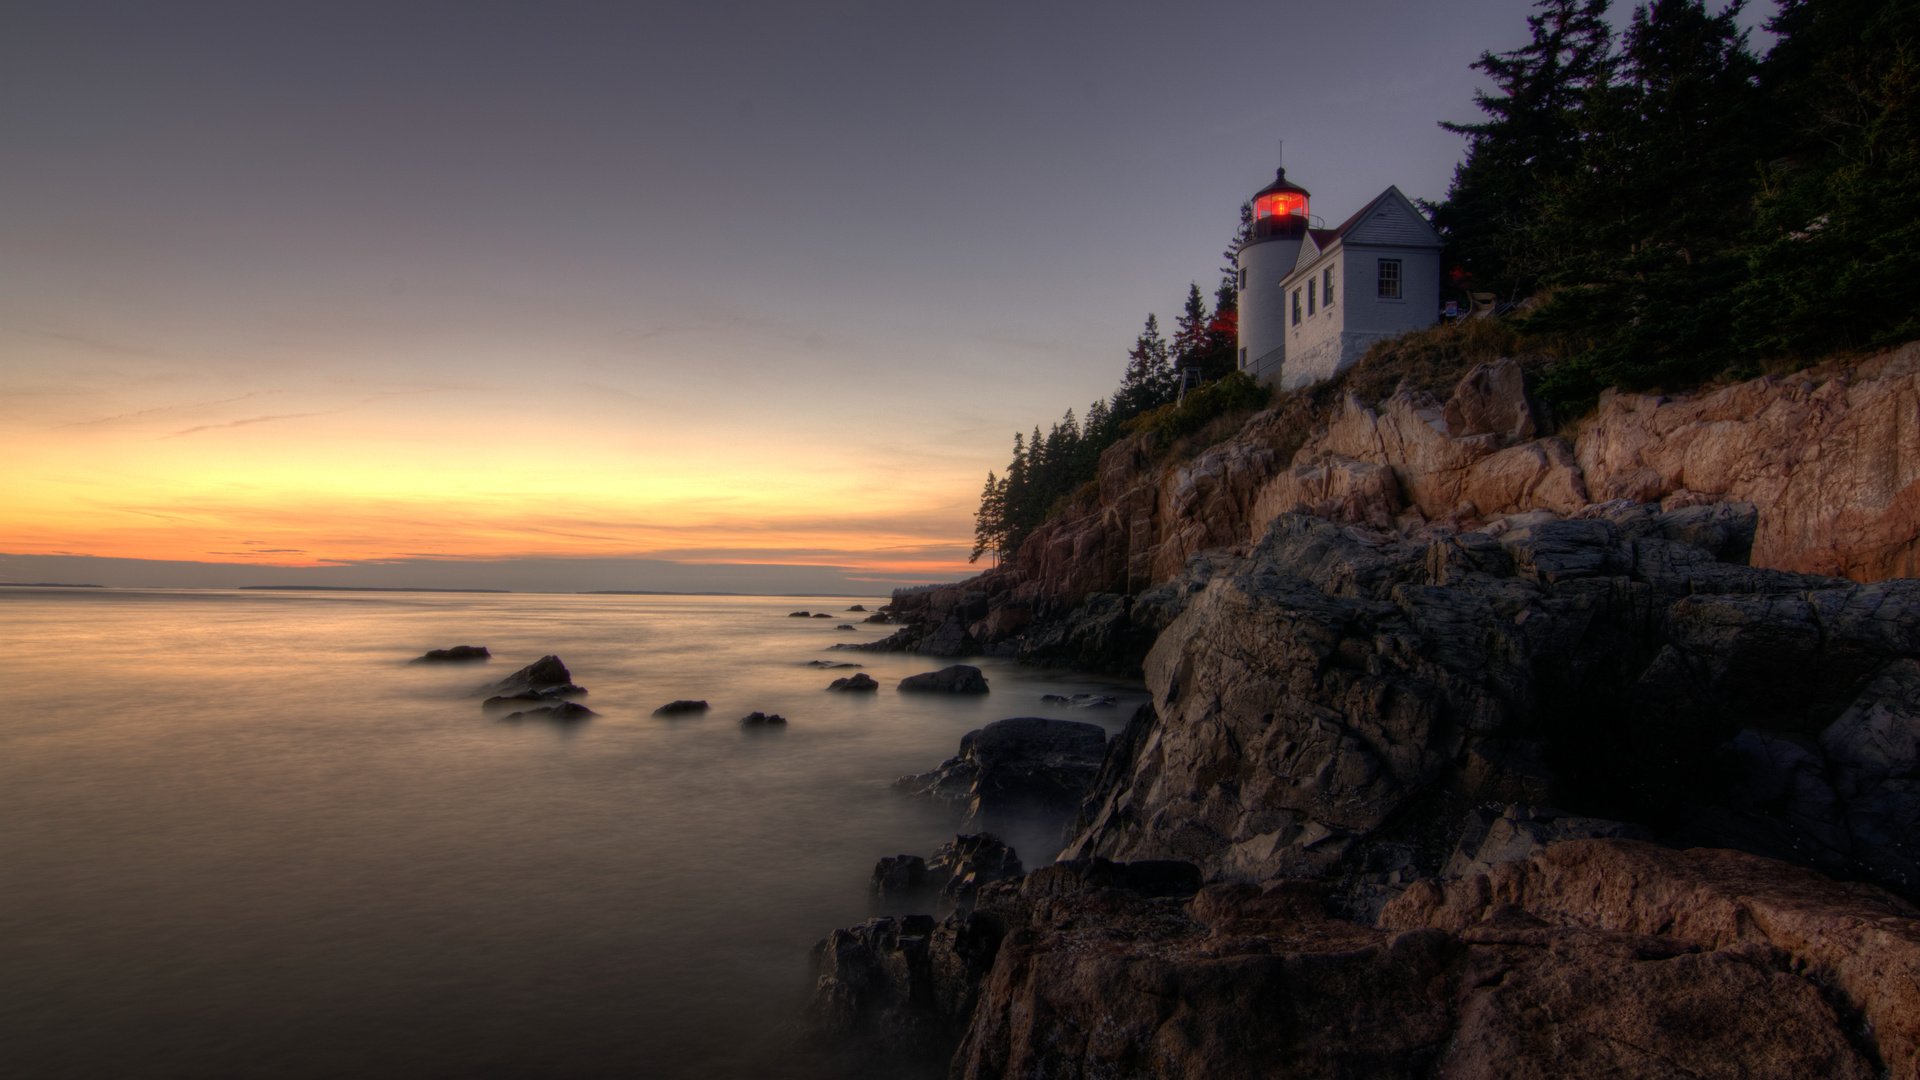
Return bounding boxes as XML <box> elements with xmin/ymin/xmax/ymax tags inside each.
<box><xmin>0</xmin><ymin>587</ymin><xmax>1144</xmax><ymax>1079</ymax></box>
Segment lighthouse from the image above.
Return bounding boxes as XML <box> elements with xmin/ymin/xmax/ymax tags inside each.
<box><xmin>1235</xmin><ymin>166</ymin><xmax>1311</xmax><ymax>385</ymax></box>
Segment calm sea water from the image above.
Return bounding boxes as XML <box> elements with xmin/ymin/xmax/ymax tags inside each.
<box><xmin>0</xmin><ymin>587</ymin><xmax>1143</xmax><ymax>1079</ymax></box>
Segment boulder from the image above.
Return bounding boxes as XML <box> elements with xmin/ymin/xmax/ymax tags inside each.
<box><xmin>789</xmin><ymin>611</ymin><xmax>811</xmax><ymax>617</ymax></box>
<box><xmin>898</xmin><ymin>665</ymin><xmax>989</xmax><ymax>694</ymax></box>
<box><xmin>829</xmin><ymin>673</ymin><xmax>879</xmax><ymax>692</ymax></box>
<box><xmin>870</xmin><ymin>855</ymin><xmax>930</xmax><ymax>902</ymax></box>
<box><xmin>847</xmin><ymin>604</ymin><xmax>868</xmax><ymax>612</ymax></box>
<box><xmin>414</xmin><ymin>645</ymin><xmax>490</xmax><ymax>662</ymax></box>
<box><xmin>897</xmin><ymin>717</ymin><xmax>1107</xmax><ymax>834</ymax></box>
<box><xmin>651</xmin><ymin>699</ymin><xmax>709</xmax><ymax>717</ymax></box>
<box><xmin>926</xmin><ymin>834</ymin><xmax>1022</xmax><ymax>906</ymax></box>
<box><xmin>739</xmin><ymin>711</ymin><xmax>787</xmax><ymax>728</ymax></box>
<box><xmin>483</xmin><ymin>655</ymin><xmax>575</xmax><ymax>697</ymax></box>
<box><xmin>813</xmin><ymin>613</ymin><xmax>834</xmax><ymax>618</ymax></box>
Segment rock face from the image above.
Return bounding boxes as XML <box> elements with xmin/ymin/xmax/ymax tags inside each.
<box><xmin>810</xmin><ymin>345</ymin><xmax>1920</xmax><ymax>1078</ymax></box>
<box><xmin>869</xmin><ymin>346</ymin><xmax>1919</xmax><ymax>668</ymax></box>
<box><xmin>1064</xmin><ymin>512</ymin><xmax>1920</xmax><ymax>905</ymax></box>
<box><xmin>414</xmin><ymin>645</ymin><xmax>489</xmax><ymax>662</ymax></box>
<box><xmin>897</xmin><ymin>717</ymin><xmax>1108</xmax><ymax>834</ymax></box>
<box><xmin>1579</xmin><ymin>344</ymin><xmax>1920</xmax><ymax>581</ymax></box>
<box><xmin>871</xmin><ymin>835</ymin><xmax>1025</xmax><ymax>909</ymax></box>
<box><xmin>822</xmin><ymin>843</ymin><xmax>1912</xmax><ymax>1080</ymax></box>
<box><xmin>897</xmin><ymin>665</ymin><xmax>989</xmax><ymax>694</ymax></box>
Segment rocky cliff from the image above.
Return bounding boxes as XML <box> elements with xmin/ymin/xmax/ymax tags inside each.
<box><xmin>811</xmin><ymin>346</ymin><xmax>1920</xmax><ymax>1079</ymax></box>
<box><xmin>873</xmin><ymin>342</ymin><xmax>1920</xmax><ymax>669</ymax></box>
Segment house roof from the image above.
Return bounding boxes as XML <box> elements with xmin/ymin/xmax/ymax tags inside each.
<box><xmin>1283</xmin><ymin>186</ymin><xmax>1441</xmax><ymax>285</ymax></box>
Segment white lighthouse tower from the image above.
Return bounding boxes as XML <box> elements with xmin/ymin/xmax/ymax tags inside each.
<box><xmin>1235</xmin><ymin>165</ymin><xmax>1311</xmax><ymax>385</ymax></box>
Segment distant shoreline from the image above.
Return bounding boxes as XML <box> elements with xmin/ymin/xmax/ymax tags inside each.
<box><xmin>0</xmin><ymin>582</ymin><xmax>104</xmax><ymax>588</ymax></box>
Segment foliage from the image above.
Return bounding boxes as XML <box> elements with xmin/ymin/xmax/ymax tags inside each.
<box><xmin>1123</xmin><ymin>371</ymin><xmax>1272</xmax><ymax>446</ymax></box>
<box><xmin>1432</xmin><ymin>0</ymin><xmax>1920</xmax><ymax>416</ymax></box>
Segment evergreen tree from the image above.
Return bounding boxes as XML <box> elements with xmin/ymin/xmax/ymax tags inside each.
<box><xmin>968</xmin><ymin>471</ymin><xmax>1006</xmax><ymax>564</ymax></box>
<box><xmin>1731</xmin><ymin>0</ymin><xmax>1920</xmax><ymax>357</ymax></box>
<box><xmin>1433</xmin><ymin>0</ymin><xmax>1617</xmax><ymax>295</ymax></box>
<box><xmin>1172</xmin><ymin>284</ymin><xmax>1211</xmax><ymax>378</ymax></box>
<box><xmin>1533</xmin><ymin>0</ymin><xmax>1765</xmax><ymax>403</ymax></box>
<box><xmin>1114</xmin><ymin>314</ymin><xmax>1176</xmax><ymax>418</ymax></box>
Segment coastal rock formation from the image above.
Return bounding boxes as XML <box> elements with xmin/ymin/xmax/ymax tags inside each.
<box><xmin>414</xmin><ymin>645</ymin><xmax>490</xmax><ymax>662</ymax></box>
<box><xmin>896</xmin><ymin>717</ymin><xmax>1107</xmax><ymax>833</ymax></box>
<box><xmin>1063</xmin><ymin>512</ymin><xmax>1920</xmax><ymax>904</ymax></box>
<box><xmin>483</xmin><ymin>655</ymin><xmax>576</xmax><ymax>697</ymax></box>
<box><xmin>897</xmin><ymin>665</ymin><xmax>989</xmax><ymax>694</ymax></box>
<box><xmin>870</xmin><ymin>346</ymin><xmax>1919</xmax><ymax>669</ymax></box>
<box><xmin>870</xmin><ymin>835</ymin><xmax>1025</xmax><ymax>909</ymax></box>
<box><xmin>739</xmin><ymin>711</ymin><xmax>787</xmax><ymax>727</ymax></box>
<box><xmin>651</xmin><ymin>699</ymin><xmax>709</xmax><ymax>717</ymax></box>
<box><xmin>821</xmin><ymin>842</ymin><xmax>1912</xmax><ymax>1080</ymax></box>
<box><xmin>482</xmin><ymin>685</ymin><xmax>587</xmax><ymax>712</ymax></box>
<box><xmin>1579</xmin><ymin>343</ymin><xmax>1920</xmax><ymax>581</ymax></box>
<box><xmin>828</xmin><ymin>672</ymin><xmax>878</xmax><ymax>692</ymax></box>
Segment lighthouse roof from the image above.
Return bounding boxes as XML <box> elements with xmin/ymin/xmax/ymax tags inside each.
<box><xmin>1252</xmin><ymin>167</ymin><xmax>1310</xmax><ymax>199</ymax></box>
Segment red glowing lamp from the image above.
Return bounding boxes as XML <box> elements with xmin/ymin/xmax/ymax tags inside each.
<box><xmin>1254</xmin><ymin>189</ymin><xmax>1308</xmax><ymax>221</ymax></box>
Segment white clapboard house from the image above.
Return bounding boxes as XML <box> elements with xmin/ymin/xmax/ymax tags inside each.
<box><xmin>1235</xmin><ymin>168</ymin><xmax>1444</xmax><ymax>389</ymax></box>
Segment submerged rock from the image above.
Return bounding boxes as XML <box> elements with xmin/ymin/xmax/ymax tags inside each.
<box><xmin>503</xmin><ymin>702</ymin><xmax>595</xmax><ymax>722</ymax></box>
<box><xmin>652</xmin><ymin>699</ymin><xmax>709</xmax><ymax>717</ymax></box>
<box><xmin>1039</xmin><ymin>693</ymin><xmax>1118</xmax><ymax>709</ymax></box>
<box><xmin>789</xmin><ymin>611</ymin><xmax>812</xmax><ymax>618</ymax></box>
<box><xmin>829</xmin><ymin>673</ymin><xmax>879</xmax><ymax>692</ymax></box>
<box><xmin>897</xmin><ymin>665</ymin><xmax>989</xmax><ymax>694</ymax></box>
<box><xmin>414</xmin><ymin>645</ymin><xmax>490</xmax><ymax>662</ymax></box>
<box><xmin>482</xmin><ymin>684</ymin><xmax>587</xmax><ymax>712</ymax></box>
<box><xmin>740</xmin><ymin>711</ymin><xmax>788</xmax><ymax>728</ymax></box>
<box><xmin>806</xmin><ymin>660</ymin><xmax>862</xmax><ymax>668</ymax></box>
<box><xmin>847</xmin><ymin>604</ymin><xmax>868</xmax><ymax>612</ymax></box>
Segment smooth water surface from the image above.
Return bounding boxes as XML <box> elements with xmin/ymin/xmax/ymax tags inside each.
<box><xmin>0</xmin><ymin>588</ymin><xmax>1144</xmax><ymax>1079</ymax></box>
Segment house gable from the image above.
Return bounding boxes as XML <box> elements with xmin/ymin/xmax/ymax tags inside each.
<box><xmin>1342</xmin><ymin>186</ymin><xmax>1443</xmax><ymax>249</ymax></box>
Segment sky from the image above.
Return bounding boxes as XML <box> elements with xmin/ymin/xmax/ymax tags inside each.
<box><xmin>0</xmin><ymin>1</ymin><xmax>1777</xmax><ymax>593</ymax></box>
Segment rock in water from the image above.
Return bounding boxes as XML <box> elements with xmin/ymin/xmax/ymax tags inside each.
<box><xmin>897</xmin><ymin>665</ymin><xmax>989</xmax><ymax>694</ymax></box>
<box><xmin>870</xmin><ymin>855</ymin><xmax>929</xmax><ymax>902</ymax></box>
<box><xmin>652</xmin><ymin>699</ymin><xmax>709</xmax><ymax>717</ymax></box>
<box><xmin>829</xmin><ymin>673</ymin><xmax>878</xmax><ymax>692</ymax></box>
<box><xmin>847</xmin><ymin>604</ymin><xmax>867</xmax><ymax>612</ymax></box>
<box><xmin>502</xmin><ymin>702</ymin><xmax>595</xmax><ymax>722</ymax></box>
<box><xmin>481</xmin><ymin>685</ymin><xmax>587</xmax><ymax>712</ymax></box>
<box><xmin>788</xmin><ymin>611</ymin><xmax>811</xmax><ymax>618</ymax></box>
<box><xmin>897</xmin><ymin>717</ymin><xmax>1106</xmax><ymax>833</ymax></box>
<box><xmin>414</xmin><ymin>645</ymin><xmax>490</xmax><ymax>662</ymax></box>
<box><xmin>739</xmin><ymin>711</ymin><xmax>787</xmax><ymax>728</ymax></box>
<box><xmin>484</xmin><ymin>655</ymin><xmax>576</xmax><ymax>696</ymax></box>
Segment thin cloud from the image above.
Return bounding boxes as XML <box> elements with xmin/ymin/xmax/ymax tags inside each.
<box><xmin>167</xmin><ymin>410</ymin><xmax>341</xmax><ymax>437</ymax></box>
<box><xmin>55</xmin><ymin>392</ymin><xmax>268</xmax><ymax>430</ymax></box>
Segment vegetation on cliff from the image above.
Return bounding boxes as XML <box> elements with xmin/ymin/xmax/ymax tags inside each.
<box><xmin>1436</xmin><ymin>0</ymin><xmax>1920</xmax><ymax>411</ymax></box>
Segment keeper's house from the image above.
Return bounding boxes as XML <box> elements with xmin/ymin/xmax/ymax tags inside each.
<box><xmin>1235</xmin><ymin>168</ymin><xmax>1444</xmax><ymax>390</ymax></box>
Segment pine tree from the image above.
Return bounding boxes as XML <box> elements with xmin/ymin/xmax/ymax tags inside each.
<box><xmin>1433</xmin><ymin>0</ymin><xmax>1617</xmax><ymax>295</ymax></box>
<box><xmin>968</xmin><ymin>471</ymin><xmax>1006</xmax><ymax>564</ymax></box>
<box><xmin>1114</xmin><ymin>314</ymin><xmax>1176</xmax><ymax>419</ymax></box>
<box><xmin>1731</xmin><ymin>0</ymin><xmax>1920</xmax><ymax>357</ymax></box>
<box><xmin>1172</xmin><ymin>284</ymin><xmax>1211</xmax><ymax>379</ymax></box>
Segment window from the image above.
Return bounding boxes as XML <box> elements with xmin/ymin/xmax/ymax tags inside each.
<box><xmin>1238</xmin><ymin>268</ymin><xmax>1247</xmax><ymax>290</ymax></box>
<box><xmin>1323</xmin><ymin>267</ymin><xmax>1335</xmax><ymax>306</ymax></box>
<box><xmin>1377</xmin><ymin>258</ymin><xmax>1402</xmax><ymax>300</ymax></box>
<box><xmin>1308</xmin><ymin>279</ymin><xmax>1316</xmax><ymax>315</ymax></box>
<box><xmin>1238</xmin><ymin>346</ymin><xmax>1247</xmax><ymax>367</ymax></box>
<box><xmin>1291</xmin><ymin>289</ymin><xmax>1302</xmax><ymax>326</ymax></box>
